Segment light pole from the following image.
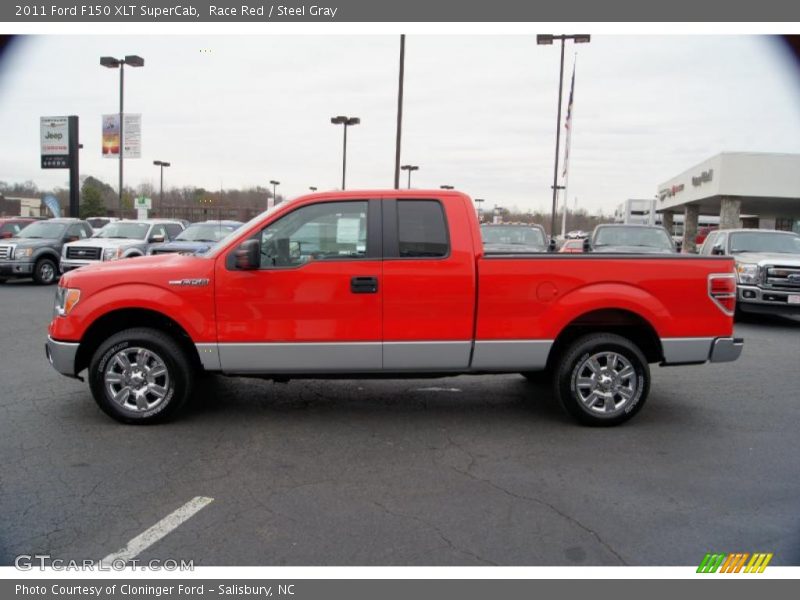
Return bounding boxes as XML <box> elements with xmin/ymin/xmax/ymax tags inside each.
<box><xmin>474</xmin><ymin>198</ymin><xmax>485</xmax><ymax>222</ymax></box>
<box><xmin>537</xmin><ymin>34</ymin><xmax>590</xmax><ymax>239</ymax></box>
<box><xmin>330</xmin><ymin>115</ymin><xmax>360</xmax><ymax>189</ymax></box>
<box><xmin>400</xmin><ymin>164</ymin><xmax>418</xmax><ymax>189</ymax></box>
<box><xmin>269</xmin><ymin>180</ymin><xmax>280</xmax><ymax>207</ymax></box>
<box><xmin>100</xmin><ymin>55</ymin><xmax>144</xmax><ymax>215</ymax></box>
<box><xmin>153</xmin><ymin>160</ymin><xmax>170</xmax><ymax>210</ymax></box>
<box><xmin>394</xmin><ymin>34</ymin><xmax>406</xmax><ymax>189</ymax></box>
<box><xmin>440</xmin><ymin>185</ymin><xmax>454</xmax><ymax>190</ymax></box>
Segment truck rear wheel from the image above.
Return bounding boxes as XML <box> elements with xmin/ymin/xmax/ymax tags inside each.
<box><xmin>88</xmin><ymin>327</ymin><xmax>194</xmax><ymax>424</ymax></box>
<box><xmin>555</xmin><ymin>333</ymin><xmax>649</xmax><ymax>426</ymax></box>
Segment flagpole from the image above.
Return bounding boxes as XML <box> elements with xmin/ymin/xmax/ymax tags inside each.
<box><xmin>561</xmin><ymin>54</ymin><xmax>577</xmax><ymax>238</ymax></box>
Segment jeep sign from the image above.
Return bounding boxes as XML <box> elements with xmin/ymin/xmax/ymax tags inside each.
<box><xmin>40</xmin><ymin>116</ymin><xmax>70</xmax><ymax>168</ymax></box>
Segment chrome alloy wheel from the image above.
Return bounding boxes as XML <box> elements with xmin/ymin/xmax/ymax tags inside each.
<box><xmin>39</xmin><ymin>261</ymin><xmax>55</xmax><ymax>283</ymax></box>
<box><xmin>572</xmin><ymin>351</ymin><xmax>638</xmax><ymax>416</ymax></box>
<box><xmin>104</xmin><ymin>347</ymin><xmax>171</xmax><ymax>413</ymax></box>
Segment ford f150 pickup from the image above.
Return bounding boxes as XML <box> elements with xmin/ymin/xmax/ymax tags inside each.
<box><xmin>46</xmin><ymin>190</ymin><xmax>743</xmax><ymax>426</ymax></box>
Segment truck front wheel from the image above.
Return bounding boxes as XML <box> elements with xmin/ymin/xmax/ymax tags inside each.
<box><xmin>88</xmin><ymin>327</ymin><xmax>194</xmax><ymax>424</ymax></box>
<box><xmin>555</xmin><ymin>333</ymin><xmax>650</xmax><ymax>426</ymax></box>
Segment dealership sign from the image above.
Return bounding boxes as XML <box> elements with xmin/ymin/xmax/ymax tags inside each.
<box><xmin>40</xmin><ymin>116</ymin><xmax>70</xmax><ymax>168</ymax></box>
<box><xmin>102</xmin><ymin>113</ymin><xmax>141</xmax><ymax>159</ymax></box>
<box><xmin>658</xmin><ymin>183</ymin><xmax>685</xmax><ymax>201</ymax></box>
<box><xmin>692</xmin><ymin>169</ymin><xmax>714</xmax><ymax>187</ymax></box>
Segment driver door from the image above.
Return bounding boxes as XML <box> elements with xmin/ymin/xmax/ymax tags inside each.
<box><xmin>214</xmin><ymin>199</ymin><xmax>383</xmax><ymax>374</ymax></box>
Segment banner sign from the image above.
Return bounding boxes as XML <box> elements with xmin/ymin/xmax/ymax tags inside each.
<box><xmin>40</xmin><ymin>116</ymin><xmax>70</xmax><ymax>168</ymax></box>
<box><xmin>102</xmin><ymin>113</ymin><xmax>141</xmax><ymax>159</ymax></box>
<box><xmin>5</xmin><ymin>0</ymin><xmax>800</xmax><ymax>22</ymax></box>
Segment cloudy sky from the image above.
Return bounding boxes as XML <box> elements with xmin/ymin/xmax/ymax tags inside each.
<box><xmin>1</xmin><ymin>34</ymin><xmax>799</xmax><ymax>214</ymax></box>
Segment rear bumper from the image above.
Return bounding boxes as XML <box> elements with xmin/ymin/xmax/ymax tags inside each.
<box><xmin>661</xmin><ymin>336</ymin><xmax>743</xmax><ymax>365</ymax></box>
<box><xmin>709</xmin><ymin>337</ymin><xmax>744</xmax><ymax>363</ymax></box>
<box><xmin>45</xmin><ymin>336</ymin><xmax>80</xmax><ymax>378</ymax></box>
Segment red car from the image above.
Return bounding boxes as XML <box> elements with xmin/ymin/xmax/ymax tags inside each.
<box><xmin>0</xmin><ymin>217</ymin><xmax>36</xmax><ymax>239</ymax></box>
<box><xmin>46</xmin><ymin>190</ymin><xmax>742</xmax><ymax>426</ymax></box>
<box><xmin>559</xmin><ymin>239</ymin><xmax>585</xmax><ymax>253</ymax></box>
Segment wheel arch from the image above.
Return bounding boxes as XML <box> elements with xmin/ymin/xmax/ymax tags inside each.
<box><xmin>547</xmin><ymin>308</ymin><xmax>664</xmax><ymax>370</ymax></box>
<box><xmin>75</xmin><ymin>307</ymin><xmax>202</xmax><ymax>375</ymax></box>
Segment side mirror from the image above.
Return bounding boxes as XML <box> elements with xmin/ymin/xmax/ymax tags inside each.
<box><xmin>235</xmin><ymin>239</ymin><xmax>261</xmax><ymax>270</ymax></box>
<box><xmin>583</xmin><ymin>238</ymin><xmax>592</xmax><ymax>252</ymax></box>
<box><xmin>712</xmin><ymin>244</ymin><xmax>725</xmax><ymax>256</ymax></box>
<box><xmin>548</xmin><ymin>239</ymin><xmax>557</xmax><ymax>253</ymax></box>
<box><xmin>149</xmin><ymin>234</ymin><xmax>166</xmax><ymax>244</ymax></box>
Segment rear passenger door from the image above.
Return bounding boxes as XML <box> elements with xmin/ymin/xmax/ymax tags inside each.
<box><xmin>381</xmin><ymin>198</ymin><xmax>477</xmax><ymax>371</ymax></box>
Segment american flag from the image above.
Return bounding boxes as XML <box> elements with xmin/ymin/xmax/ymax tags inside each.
<box><xmin>562</xmin><ymin>62</ymin><xmax>576</xmax><ymax>178</ymax></box>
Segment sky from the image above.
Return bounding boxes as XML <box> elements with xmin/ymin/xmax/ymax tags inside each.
<box><xmin>1</xmin><ymin>34</ymin><xmax>799</xmax><ymax>215</ymax></box>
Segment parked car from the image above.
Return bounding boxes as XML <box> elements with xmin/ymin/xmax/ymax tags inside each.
<box><xmin>587</xmin><ymin>224</ymin><xmax>676</xmax><ymax>254</ymax></box>
<box><xmin>699</xmin><ymin>228</ymin><xmax>800</xmax><ymax>317</ymax></box>
<box><xmin>60</xmin><ymin>219</ymin><xmax>185</xmax><ymax>273</ymax></box>
<box><xmin>47</xmin><ymin>190</ymin><xmax>742</xmax><ymax>427</ymax></box>
<box><xmin>0</xmin><ymin>219</ymin><xmax>93</xmax><ymax>284</ymax></box>
<box><xmin>481</xmin><ymin>223</ymin><xmax>550</xmax><ymax>253</ymax></box>
<box><xmin>0</xmin><ymin>217</ymin><xmax>37</xmax><ymax>239</ymax></box>
<box><xmin>149</xmin><ymin>220</ymin><xmax>243</xmax><ymax>255</ymax></box>
<box><xmin>565</xmin><ymin>230</ymin><xmax>588</xmax><ymax>239</ymax></box>
<box><xmin>696</xmin><ymin>225</ymin><xmax>718</xmax><ymax>247</ymax></box>
<box><xmin>559</xmin><ymin>238</ymin><xmax>585</xmax><ymax>253</ymax></box>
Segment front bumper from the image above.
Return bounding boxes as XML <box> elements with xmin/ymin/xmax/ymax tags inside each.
<box><xmin>737</xmin><ymin>284</ymin><xmax>800</xmax><ymax>316</ymax></box>
<box><xmin>60</xmin><ymin>258</ymin><xmax>100</xmax><ymax>272</ymax></box>
<box><xmin>45</xmin><ymin>336</ymin><xmax>80</xmax><ymax>378</ymax></box>
<box><xmin>0</xmin><ymin>260</ymin><xmax>34</xmax><ymax>277</ymax></box>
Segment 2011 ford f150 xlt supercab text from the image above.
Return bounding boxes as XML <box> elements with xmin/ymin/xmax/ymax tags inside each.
<box><xmin>46</xmin><ymin>190</ymin><xmax>743</xmax><ymax>426</ymax></box>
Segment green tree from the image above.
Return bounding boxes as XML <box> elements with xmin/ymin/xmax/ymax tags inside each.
<box><xmin>79</xmin><ymin>185</ymin><xmax>106</xmax><ymax>218</ymax></box>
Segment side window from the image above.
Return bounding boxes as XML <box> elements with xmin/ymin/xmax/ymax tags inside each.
<box><xmin>701</xmin><ymin>231</ymin><xmax>717</xmax><ymax>255</ymax></box>
<box><xmin>165</xmin><ymin>224</ymin><xmax>183</xmax><ymax>240</ymax></box>
<box><xmin>67</xmin><ymin>224</ymin><xmax>87</xmax><ymax>239</ymax></box>
<box><xmin>258</xmin><ymin>201</ymin><xmax>368</xmax><ymax>268</ymax></box>
<box><xmin>149</xmin><ymin>224</ymin><xmax>167</xmax><ymax>241</ymax></box>
<box><xmin>397</xmin><ymin>200</ymin><xmax>449</xmax><ymax>258</ymax></box>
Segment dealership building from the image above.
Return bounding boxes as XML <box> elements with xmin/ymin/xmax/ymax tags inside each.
<box><xmin>656</xmin><ymin>152</ymin><xmax>800</xmax><ymax>252</ymax></box>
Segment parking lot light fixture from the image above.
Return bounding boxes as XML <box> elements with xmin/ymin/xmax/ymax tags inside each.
<box><xmin>270</xmin><ymin>180</ymin><xmax>280</xmax><ymax>206</ymax></box>
<box><xmin>100</xmin><ymin>54</ymin><xmax>145</xmax><ymax>215</ymax></box>
<box><xmin>400</xmin><ymin>164</ymin><xmax>419</xmax><ymax>189</ymax></box>
<box><xmin>331</xmin><ymin>115</ymin><xmax>360</xmax><ymax>189</ymax></box>
<box><xmin>153</xmin><ymin>160</ymin><xmax>170</xmax><ymax>208</ymax></box>
<box><xmin>538</xmin><ymin>34</ymin><xmax>590</xmax><ymax>240</ymax></box>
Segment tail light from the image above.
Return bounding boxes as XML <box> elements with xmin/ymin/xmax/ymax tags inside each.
<box><xmin>708</xmin><ymin>273</ymin><xmax>736</xmax><ymax>316</ymax></box>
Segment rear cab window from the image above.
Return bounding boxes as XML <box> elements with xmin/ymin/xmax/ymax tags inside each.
<box><xmin>394</xmin><ymin>200</ymin><xmax>449</xmax><ymax>258</ymax></box>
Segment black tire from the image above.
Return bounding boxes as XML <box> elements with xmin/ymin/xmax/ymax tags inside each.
<box><xmin>88</xmin><ymin>327</ymin><xmax>194</xmax><ymax>424</ymax></box>
<box><xmin>555</xmin><ymin>333</ymin><xmax>650</xmax><ymax>426</ymax></box>
<box><xmin>520</xmin><ymin>370</ymin><xmax>552</xmax><ymax>384</ymax></box>
<box><xmin>33</xmin><ymin>257</ymin><xmax>58</xmax><ymax>285</ymax></box>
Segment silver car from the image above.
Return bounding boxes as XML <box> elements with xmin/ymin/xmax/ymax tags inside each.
<box><xmin>60</xmin><ymin>219</ymin><xmax>185</xmax><ymax>273</ymax></box>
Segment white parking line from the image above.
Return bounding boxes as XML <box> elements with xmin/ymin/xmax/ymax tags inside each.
<box><xmin>100</xmin><ymin>496</ymin><xmax>214</xmax><ymax>564</ymax></box>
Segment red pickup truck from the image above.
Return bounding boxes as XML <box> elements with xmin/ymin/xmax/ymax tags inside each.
<box><xmin>46</xmin><ymin>190</ymin><xmax>742</xmax><ymax>426</ymax></box>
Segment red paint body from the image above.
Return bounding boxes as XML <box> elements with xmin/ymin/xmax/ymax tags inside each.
<box><xmin>51</xmin><ymin>191</ymin><xmax>735</xmax><ymax>346</ymax></box>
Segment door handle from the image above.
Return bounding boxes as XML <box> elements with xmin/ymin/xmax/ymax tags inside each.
<box><xmin>351</xmin><ymin>276</ymin><xmax>379</xmax><ymax>294</ymax></box>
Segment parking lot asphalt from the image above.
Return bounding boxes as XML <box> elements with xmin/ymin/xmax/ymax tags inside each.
<box><xmin>1</xmin><ymin>280</ymin><xmax>798</xmax><ymax>567</ymax></box>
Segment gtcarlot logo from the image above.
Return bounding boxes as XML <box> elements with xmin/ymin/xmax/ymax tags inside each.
<box><xmin>14</xmin><ymin>554</ymin><xmax>194</xmax><ymax>571</ymax></box>
<box><xmin>697</xmin><ymin>552</ymin><xmax>773</xmax><ymax>573</ymax></box>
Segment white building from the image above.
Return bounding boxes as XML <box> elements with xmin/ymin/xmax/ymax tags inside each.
<box><xmin>614</xmin><ymin>199</ymin><xmax>657</xmax><ymax>225</ymax></box>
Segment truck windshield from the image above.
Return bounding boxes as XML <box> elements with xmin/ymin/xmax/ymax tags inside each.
<box><xmin>94</xmin><ymin>223</ymin><xmax>150</xmax><ymax>240</ymax></box>
<box><xmin>176</xmin><ymin>223</ymin><xmax>240</xmax><ymax>242</ymax></box>
<box><xmin>15</xmin><ymin>222</ymin><xmax>67</xmax><ymax>239</ymax></box>
<box><xmin>729</xmin><ymin>232</ymin><xmax>800</xmax><ymax>254</ymax></box>
<box><xmin>594</xmin><ymin>227</ymin><xmax>673</xmax><ymax>250</ymax></box>
<box><xmin>482</xmin><ymin>226</ymin><xmax>545</xmax><ymax>247</ymax></box>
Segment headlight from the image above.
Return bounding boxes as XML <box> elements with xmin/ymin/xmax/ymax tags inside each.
<box><xmin>736</xmin><ymin>263</ymin><xmax>759</xmax><ymax>285</ymax></box>
<box><xmin>15</xmin><ymin>247</ymin><xmax>33</xmax><ymax>260</ymax></box>
<box><xmin>54</xmin><ymin>287</ymin><xmax>81</xmax><ymax>317</ymax></box>
<box><xmin>103</xmin><ymin>247</ymin><xmax>123</xmax><ymax>260</ymax></box>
